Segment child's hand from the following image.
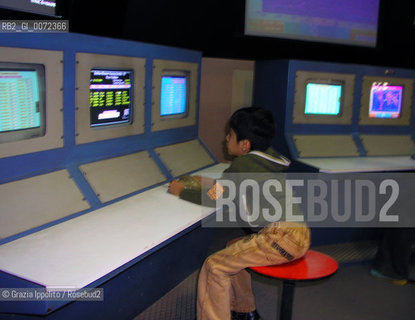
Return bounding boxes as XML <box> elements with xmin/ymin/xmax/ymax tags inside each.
<box><xmin>193</xmin><ymin>175</ymin><xmax>214</xmax><ymax>188</ymax></box>
<box><xmin>168</xmin><ymin>180</ymin><xmax>185</xmax><ymax>196</ymax></box>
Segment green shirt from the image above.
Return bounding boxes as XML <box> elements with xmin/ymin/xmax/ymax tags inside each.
<box><xmin>180</xmin><ymin>148</ymin><xmax>304</xmax><ymax>230</ymax></box>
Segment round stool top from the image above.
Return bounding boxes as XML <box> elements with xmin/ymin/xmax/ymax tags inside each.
<box><xmin>250</xmin><ymin>250</ymin><xmax>338</xmax><ymax>281</ymax></box>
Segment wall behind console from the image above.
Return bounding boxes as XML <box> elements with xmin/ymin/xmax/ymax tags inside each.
<box><xmin>199</xmin><ymin>58</ymin><xmax>255</xmax><ymax>163</ymax></box>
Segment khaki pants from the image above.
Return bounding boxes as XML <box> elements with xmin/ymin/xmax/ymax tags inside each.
<box><xmin>197</xmin><ymin>222</ymin><xmax>310</xmax><ymax>320</ymax></box>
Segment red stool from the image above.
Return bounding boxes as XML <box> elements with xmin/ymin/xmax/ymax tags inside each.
<box><xmin>250</xmin><ymin>250</ymin><xmax>338</xmax><ymax>320</ymax></box>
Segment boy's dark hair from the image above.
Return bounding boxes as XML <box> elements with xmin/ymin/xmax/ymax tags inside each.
<box><xmin>229</xmin><ymin>107</ymin><xmax>275</xmax><ymax>152</ymax></box>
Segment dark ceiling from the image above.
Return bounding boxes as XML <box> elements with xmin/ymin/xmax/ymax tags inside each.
<box><xmin>1</xmin><ymin>0</ymin><xmax>415</xmax><ymax>69</ymax></box>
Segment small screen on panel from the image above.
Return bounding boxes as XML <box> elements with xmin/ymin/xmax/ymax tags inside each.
<box><xmin>0</xmin><ymin>70</ymin><xmax>41</xmax><ymax>132</ymax></box>
<box><xmin>304</xmin><ymin>82</ymin><xmax>342</xmax><ymax>115</ymax></box>
<box><xmin>160</xmin><ymin>75</ymin><xmax>188</xmax><ymax>118</ymax></box>
<box><xmin>0</xmin><ymin>63</ymin><xmax>46</xmax><ymax>143</ymax></box>
<box><xmin>369</xmin><ymin>83</ymin><xmax>403</xmax><ymax>118</ymax></box>
<box><xmin>89</xmin><ymin>69</ymin><xmax>133</xmax><ymax>127</ymax></box>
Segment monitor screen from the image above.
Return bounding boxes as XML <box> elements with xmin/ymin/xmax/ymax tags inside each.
<box><xmin>0</xmin><ymin>63</ymin><xmax>45</xmax><ymax>143</ymax></box>
<box><xmin>369</xmin><ymin>83</ymin><xmax>403</xmax><ymax>118</ymax></box>
<box><xmin>89</xmin><ymin>69</ymin><xmax>133</xmax><ymax>128</ymax></box>
<box><xmin>245</xmin><ymin>0</ymin><xmax>380</xmax><ymax>47</ymax></box>
<box><xmin>304</xmin><ymin>82</ymin><xmax>343</xmax><ymax>115</ymax></box>
<box><xmin>160</xmin><ymin>75</ymin><xmax>188</xmax><ymax>118</ymax></box>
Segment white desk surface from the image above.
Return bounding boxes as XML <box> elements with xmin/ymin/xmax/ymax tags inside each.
<box><xmin>298</xmin><ymin>156</ymin><xmax>415</xmax><ymax>173</ymax></box>
<box><xmin>0</xmin><ymin>163</ymin><xmax>229</xmax><ymax>290</ymax></box>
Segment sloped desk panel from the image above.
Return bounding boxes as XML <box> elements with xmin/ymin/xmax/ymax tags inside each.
<box><xmin>298</xmin><ymin>156</ymin><xmax>415</xmax><ymax>173</ymax></box>
<box><xmin>294</xmin><ymin>135</ymin><xmax>359</xmax><ymax>158</ymax></box>
<box><xmin>360</xmin><ymin>135</ymin><xmax>415</xmax><ymax>156</ymax></box>
<box><xmin>155</xmin><ymin>139</ymin><xmax>215</xmax><ymax>177</ymax></box>
<box><xmin>79</xmin><ymin>151</ymin><xmax>166</xmax><ymax>203</ymax></box>
<box><xmin>0</xmin><ymin>170</ymin><xmax>90</xmax><ymax>240</ymax></box>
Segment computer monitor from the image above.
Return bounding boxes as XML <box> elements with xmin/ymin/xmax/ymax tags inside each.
<box><xmin>0</xmin><ymin>62</ymin><xmax>46</xmax><ymax>144</ymax></box>
<box><xmin>89</xmin><ymin>69</ymin><xmax>133</xmax><ymax>128</ymax></box>
<box><xmin>369</xmin><ymin>83</ymin><xmax>403</xmax><ymax>118</ymax></box>
<box><xmin>151</xmin><ymin>59</ymin><xmax>198</xmax><ymax>132</ymax></box>
<box><xmin>359</xmin><ymin>76</ymin><xmax>413</xmax><ymax>126</ymax></box>
<box><xmin>160</xmin><ymin>73</ymin><xmax>188</xmax><ymax>119</ymax></box>
<box><xmin>293</xmin><ymin>71</ymin><xmax>355</xmax><ymax>124</ymax></box>
<box><xmin>304</xmin><ymin>81</ymin><xmax>343</xmax><ymax>116</ymax></box>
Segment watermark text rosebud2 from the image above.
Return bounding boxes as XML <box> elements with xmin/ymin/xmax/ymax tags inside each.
<box><xmin>215</xmin><ymin>179</ymin><xmax>304</xmax><ymax>223</ymax></box>
<box><xmin>202</xmin><ymin>173</ymin><xmax>415</xmax><ymax>228</ymax></box>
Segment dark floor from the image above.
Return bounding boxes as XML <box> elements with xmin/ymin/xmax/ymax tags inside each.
<box><xmin>132</xmin><ymin>229</ymin><xmax>415</xmax><ymax>320</ymax></box>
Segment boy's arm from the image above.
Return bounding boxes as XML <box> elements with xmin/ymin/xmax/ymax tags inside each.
<box><xmin>169</xmin><ymin>159</ymin><xmax>240</xmax><ymax>206</ymax></box>
<box><xmin>168</xmin><ymin>176</ymin><xmax>217</xmax><ymax>206</ymax></box>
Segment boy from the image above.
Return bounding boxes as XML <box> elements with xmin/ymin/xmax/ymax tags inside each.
<box><xmin>169</xmin><ymin>107</ymin><xmax>310</xmax><ymax>320</ymax></box>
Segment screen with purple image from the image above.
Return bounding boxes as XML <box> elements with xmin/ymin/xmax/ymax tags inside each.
<box><xmin>245</xmin><ymin>0</ymin><xmax>380</xmax><ymax>47</ymax></box>
<box><xmin>369</xmin><ymin>83</ymin><xmax>403</xmax><ymax>118</ymax></box>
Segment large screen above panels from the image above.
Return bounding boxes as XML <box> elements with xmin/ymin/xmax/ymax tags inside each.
<box><xmin>359</xmin><ymin>76</ymin><xmax>413</xmax><ymax>126</ymax></box>
<box><xmin>152</xmin><ymin>59</ymin><xmax>198</xmax><ymax>132</ymax></box>
<box><xmin>245</xmin><ymin>0</ymin><xmax>380</xmax><ymax>47</ymax></box>
<box><xmin>0</xmin><ymin>0</ymin><xmax>57</xmax><ymax>16</ymax></box>
<box><xmin>0</xmin><ymin>47</ymin><xmax>63</xmax><ymax>159</ymax></box>
<box><xmin>75</xmin><ymin>53</ymin><xmax>145</xmax><ymax>144</ymax></box>
<box><xmin>293</xmin><ymin>71</ymin><xmax>355</xmax><ymax>125</ymax></box>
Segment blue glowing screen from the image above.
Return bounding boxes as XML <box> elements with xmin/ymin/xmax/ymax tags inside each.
<box><xmin>160</xmin><ymin>76</ymin><xmax>187</xmax><ymax>117</ymax></box>
<box><xmin>304</xmin><ymin>83</ymin><xmax>342</xmax><ymax>115</ymax></box>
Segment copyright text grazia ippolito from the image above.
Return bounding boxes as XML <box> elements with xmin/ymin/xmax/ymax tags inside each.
<box><xmin>0</xmin><ymin>288</ymin><xmax>103</xmax><ymax>301</ymax></box>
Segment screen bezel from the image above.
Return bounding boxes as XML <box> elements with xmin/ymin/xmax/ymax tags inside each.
<box><xmin>89</xmin><ymin>68</ymin><xmax>134</xmax><ymax>129</ymax></box>
<box><xmin>359</xmin><ymin>76</ymin><xmax>413</xmax><ymax>126</ymax></box>
<box><xmin>160</xmin><ymin>71</ymin><xmax>190</xmax><ymax>120</ymax></box>
<box><xmin>0</xmin><ymin>62</ymin><xmax>46</xmax><ymax>144</ymax></box>
<box><xmin>293</xmin><ymin>71</ymin><xmax>355</xmax><ymax>125</ymax></box>
<box><xmin>151</xmin><ymin>59</ymin><xmax>198</xmax><ymax>132</ymax></box>
<box><xmin>304</xmin><ymin>80</ymin><xmax>344</xmax><ymax>116</ymax></box>
<box><xmin>75</xmin><ymin>53</ymin><xmax>146</xmax><ymax>145</ymax></box>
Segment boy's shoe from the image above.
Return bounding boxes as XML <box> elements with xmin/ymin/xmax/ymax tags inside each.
<box><xmin>231</xmin><ymin>310</ymin><xmax>262</xmax><ymax>320</ymax></box>
<box><xmin>370</xmin><ymin>269</ymin><xmax>408</xmax><ymax>286</ymax></box>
